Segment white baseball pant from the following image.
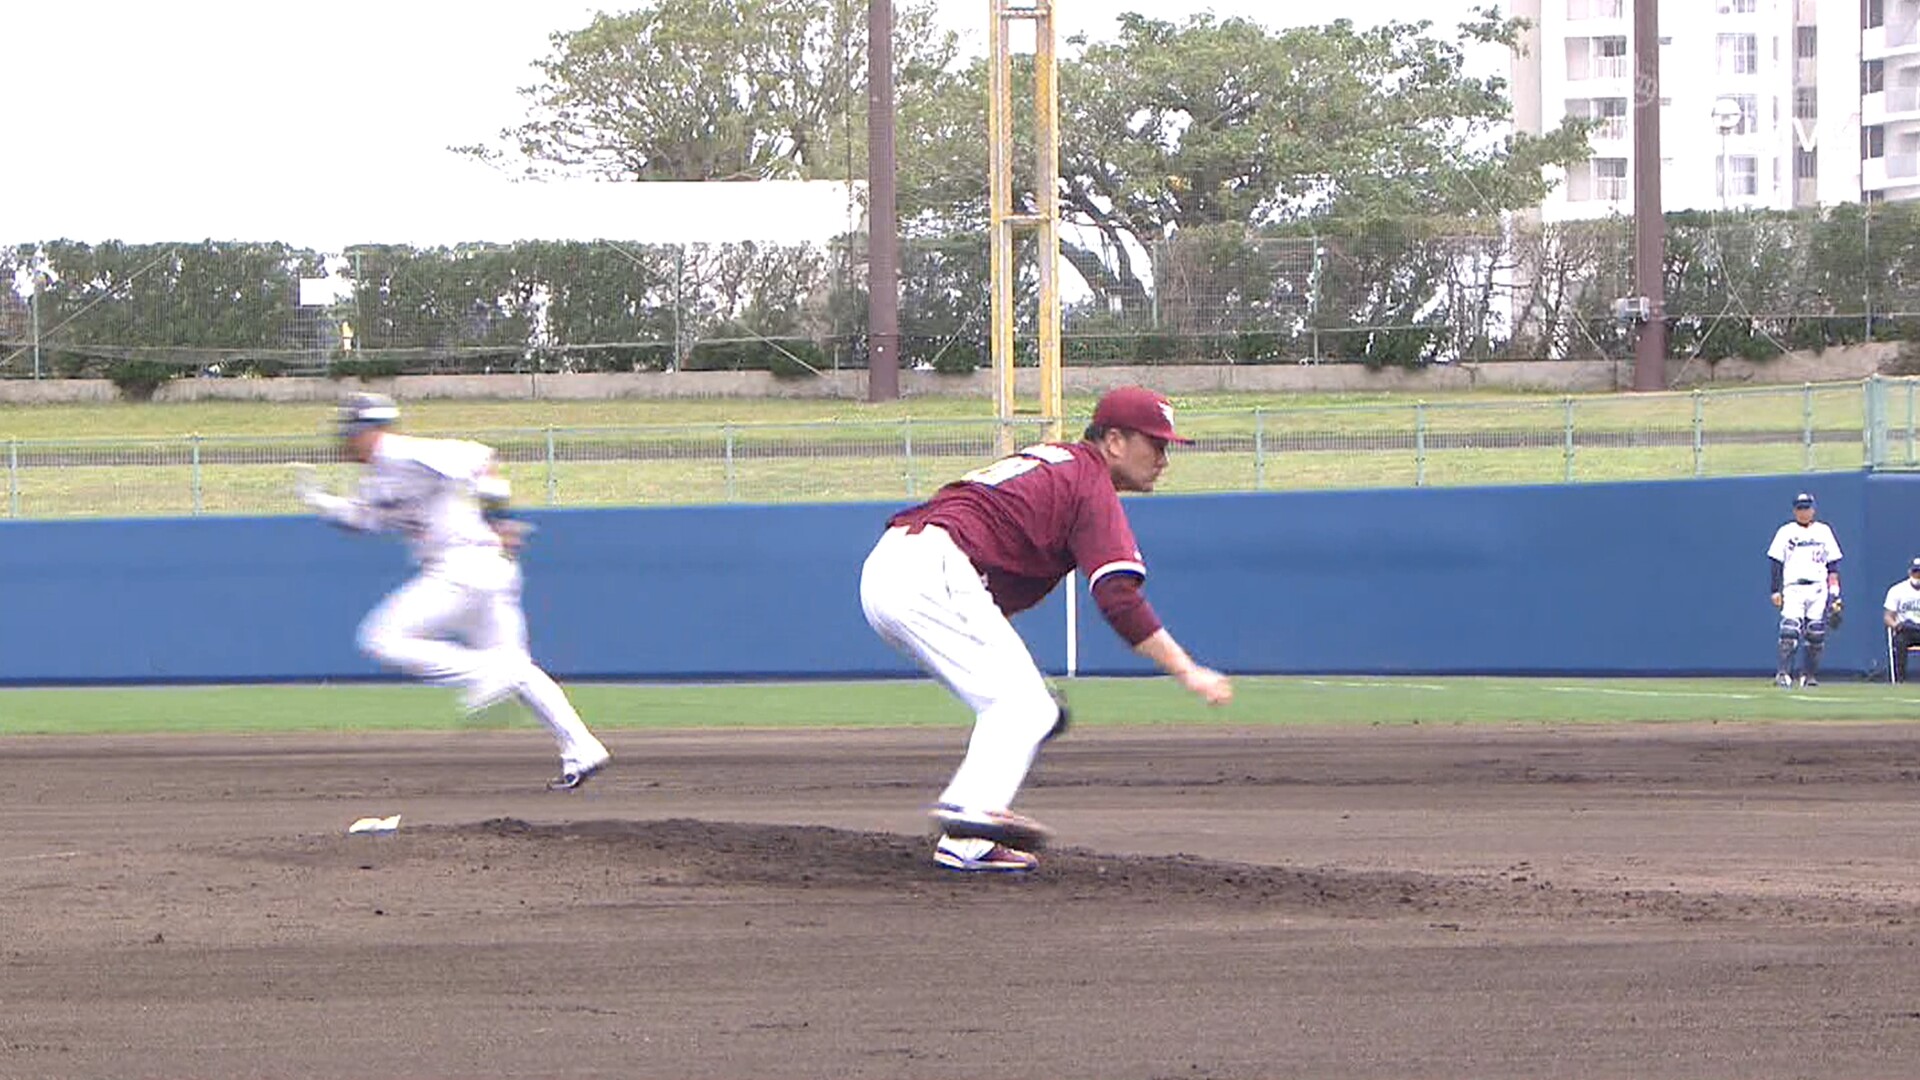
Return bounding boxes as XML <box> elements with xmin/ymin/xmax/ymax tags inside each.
<box><xmin>860</xmin><ymin>525</ymin><xmax>1060</xmax><ymax>813</ymax></box>
<box><xmin>1781</xmin><ymin>581</ymin><xmax>1831</xmax><ymax>625</ymax></box>
<box><xmin>357</xmin><ymin>547</ymin><xmax>606</xmax><ymax>770</ymax></box>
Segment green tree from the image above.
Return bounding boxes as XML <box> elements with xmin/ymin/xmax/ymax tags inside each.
<box><xmin>31</xmin><ymin>241</ymin><xmax>317</xmax><ymax>351</ymax></box>
<box><xmin>1050</xmin><ymin>11</ymin><xmax>1593</xmax><ymax>314</ymax></box>
<box><xmin>460</xmin><ymin>4</ymin><xmax>1595</xmax><ymax>364</ymax></box>
<box><xmin>341</xmin><ymin>244</ymin><xmax>539</xmax><ymax>378</ymax></box>
<box><xmin>458</xmin><ymin>0</ymin><xmax>955</xmax><ymax>181</ymax></box>
<box><xmin>526</xmin><ymin>241</ymin><xmax>680</xmax><ymax>371</ymax></box>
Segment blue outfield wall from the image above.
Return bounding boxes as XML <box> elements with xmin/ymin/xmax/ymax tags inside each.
<box><xmin>1</xmin><ymin>470</ymin><xmax>1916</xmax><ymax>683</ymax></box>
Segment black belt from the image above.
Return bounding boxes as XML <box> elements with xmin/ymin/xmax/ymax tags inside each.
<box><xmin>1790</xmin><ymin>579</ymin><xmax>1819</xmax><ymax>585</ymax></box>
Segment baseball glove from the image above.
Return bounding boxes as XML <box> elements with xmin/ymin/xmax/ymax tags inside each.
<box><xmin>1827</xmin><ymin>597</ymin><xmax>1845</xmax><ymax>630</ymax></box>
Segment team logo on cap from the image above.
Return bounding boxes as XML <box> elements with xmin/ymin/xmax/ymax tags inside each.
<box><xmin>1159</xmin><ymin>403</ymin><xmax>1176</xmax><ymax>429</ymax></box>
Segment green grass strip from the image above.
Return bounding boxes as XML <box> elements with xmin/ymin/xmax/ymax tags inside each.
<box><xmin>3</xmin><ymin>676</ymin><xmax>1918</xmax><ymax>736</ymax></box>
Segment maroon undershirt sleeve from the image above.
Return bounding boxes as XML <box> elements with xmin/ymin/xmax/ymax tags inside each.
<box><xmin>1091</xmin><ymin>573</ymin><xmax>1162</xmax><ymax>646</ymax></box>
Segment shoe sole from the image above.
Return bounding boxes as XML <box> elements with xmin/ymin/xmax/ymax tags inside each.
<box><xmin>929</xmin><ymin>805</ymin><xmax>1052</xmax><ymax>850</ymax></box>
<box><xmin>547</xmin><ymin>756</ymin><xmax>610</xmax><ymax>791</ymax></box>
<box><xmin>933</xmin><ymin>849</ymin><xmax>1037</xmax><ymax>873</ymax></box>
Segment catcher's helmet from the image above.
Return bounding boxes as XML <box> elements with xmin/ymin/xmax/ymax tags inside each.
<box><xmin>337</xmin><ymin>392</ymin><xmax>399</xmax><ymax>434</ymax></box>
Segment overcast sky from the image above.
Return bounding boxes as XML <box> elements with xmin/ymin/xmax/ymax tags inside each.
<box><xmin>3</xmin><ymin>1</ymin><xmax>1489</xmax><ymax>250</ymax></box>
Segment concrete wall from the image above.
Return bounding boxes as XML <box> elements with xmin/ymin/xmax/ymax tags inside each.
<box><xmin>0</xmin><ymin>472</ymin><xmax>1910</xmax><ymax>684</ymax></box>
<box><xmin>0</xmin><ymin>343</ymin><xmax>1898</xmax><ymax>405</ymax></box>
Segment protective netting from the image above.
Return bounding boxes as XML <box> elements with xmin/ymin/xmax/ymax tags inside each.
<box><xmin>9</xmin><ymin>211</ymin><xmax>1919</xmax><ymax>381</ymax></box>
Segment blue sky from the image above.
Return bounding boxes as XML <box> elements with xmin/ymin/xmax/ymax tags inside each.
<box><xmin>5</xmin><ymin>1</ymin><xmax>1492</xmax><ymax>249</ymax></box>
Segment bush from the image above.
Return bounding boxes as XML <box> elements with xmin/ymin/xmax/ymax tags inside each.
<box><xmin>1062</xmin><ymin>334</ymin><xmax>1127</xmax><ymax>365</ymax></box>
<box><xmin>1134</xmin><ymin>333</ymin><xmax>1178</xmax><ymax>363</ymax></box>
<box><xmin>684</xmin><ymin>323</ymin><xmax>825</xmax><ymax>377</ymax></box>
<box><xmin>1360</xmin><ymin>327</ymin><xmax>1437</xmax><ymax>369</ymax></box>
<box><xmin>328</xmin><ymin>357</ymin><xmax>405</xmax><ymax>380</ymax></box>
<box><xmin>221</xmin><ymin>355</ymin><xmax>285</xmax><ymax>378</ymax></box>
<box><xmin>1233</xmin><ymin>330</ymin><xmax>1297</xmax><ymax>363</ymax></box>
<box><xmin>107</xmin><ymin>359</ymin><xmax>182</xmax><ymax>400</ymax></box>
<box><xmin>928</xmin><ymin>340</ymin><xmax>985</xmax><ymax>374</ymax></box>
<box><xmin>539</xmin><ymin>343</ymin><xmax>676</xmax><ymax>373</ymax></box>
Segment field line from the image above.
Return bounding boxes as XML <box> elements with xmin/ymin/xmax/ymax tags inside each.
<box><xmin>1299</xmin><ymin>679</ymin><xmax>1452</xmax><ymax>691</ymax></box>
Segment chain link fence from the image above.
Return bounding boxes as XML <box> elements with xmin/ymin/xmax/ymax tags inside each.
<box><xmin>1</xmin><ymin>381</ymin><xmax>1909</xmax><ymax>520</ymax></box>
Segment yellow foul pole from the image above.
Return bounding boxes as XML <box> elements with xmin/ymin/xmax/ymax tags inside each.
<box><xmin>988</xmin><ymin>0</ymin><xmax>1062</xmax><ymax>449</ymax></box>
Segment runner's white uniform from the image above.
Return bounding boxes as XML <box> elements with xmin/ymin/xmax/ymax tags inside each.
<box><xmin>303</xmin><ymin>433</ymin><xmax>607</xmax><ymax>775</ymax></box>
<box><xmin>1767</xmin><ymin>519</ymin><xmax>1843</xmax><ymax>625</ymax></box>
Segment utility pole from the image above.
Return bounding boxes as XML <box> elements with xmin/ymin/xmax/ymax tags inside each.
<box><xmin>28</xmin><ymin>276</ymin><xmax>41</xmax><ymax>380</ymax></box>
<box><xmin>1631</xmin><ymin>0</ymin><xmax>1667</xmax><ymax>391</ymax></box>
<box><xmin>866</xmin><ymin>0</ymin><xmax>901</xmax><ymax>401</ymax></box>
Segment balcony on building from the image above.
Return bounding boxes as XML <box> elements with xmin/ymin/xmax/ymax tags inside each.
<box><xmin>1893</xmin><ymin>84</ymin><xmax>1920</xmax><ymax>119</ymax></box>
<box><xmin>1567</xmin><ymin>96</ymin><xmax>1630</xmax><ymax>143</ymax></box>
<box><xmin>1566</xmin><ymin>0</ymin><xmax>1625</xmax><ymax>21</ymax></box>
<box><xmin>1864</xmin><ymin>152</ymin><xmax>1920</xmax><ymax>191</ymax></box>
<box><xmin>1565</xmin><ymin>157</ymin><xmax>1630</xmax><ymax>206</ymax></box>
<box><xmin>1869</xmin><ymin>0</ymin><xmax>1920</xmax><ymax>60</ymax></box>
<box><xmin>1868</xmin><ymin>80</ymin><xmax>1920</xmax><ymax>130</ymax></box>
<box><xmin>1566</xmin><ymin>0</ymin><xmax>1628</xmax><ymax>21</ymax></box>
<box><xmin>1566</xmin><ymin>35</ymin><xmax>1630</xmax><ymax>82</ymax></box>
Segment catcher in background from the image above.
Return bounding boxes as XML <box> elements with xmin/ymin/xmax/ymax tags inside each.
<box><xmin>1767</xmin><ymin>491</ymin><xmax>1844</xmax><ymax>689</ymax></box>
<box><xmin>293</xmin><ymin>392</ymin><xmax>611</xmax><ymax>790</ymax></box>
<box><xmin>860</xmin><ymin>386</ymin><xmax>1233</xmax><ymax>874</ymax></box>
<box><xmin>1884</xmin><ymin>558</ymin><xmax>1920</xmax><ymax>682</ymax></box>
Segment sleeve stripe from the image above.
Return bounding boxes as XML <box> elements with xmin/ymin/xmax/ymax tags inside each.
<box><xmin>1088</xmin><ymin>560</ymin><xmax>1146</xmax><ymax>586</ymax></box>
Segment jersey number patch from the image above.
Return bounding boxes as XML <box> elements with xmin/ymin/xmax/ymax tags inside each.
<box><xmin>960</xmin><ymin>444</ymin><xmax>1075</xmax><ymax>487</ymax></box>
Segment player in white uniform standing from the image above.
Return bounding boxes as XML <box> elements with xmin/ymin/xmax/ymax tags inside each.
<box><xmin>293</xmin><ymin>393</ymin><xmax>611</xmax><ymax>789</ymax></box>
<box><xmin>1766</xmin><ymin>491</ymin><xmax>1844</xmax><ymax>688</ymax></box>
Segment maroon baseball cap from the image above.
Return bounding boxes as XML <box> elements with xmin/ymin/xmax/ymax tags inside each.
<box><xmin>1091</xmin><ymin>386</ymin><xmax>1192</xmax><ymax>444</ymax></box>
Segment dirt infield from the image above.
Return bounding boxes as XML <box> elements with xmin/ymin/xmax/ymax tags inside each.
<box><xmin>6</xmin><ymin>721</ymin><xmax>1920</xmax><ymax>1079</ymax></box>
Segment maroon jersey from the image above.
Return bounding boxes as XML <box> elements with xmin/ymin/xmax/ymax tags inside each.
<box><xmin>888</xmin><ymin>441</ymin><xmax>1146</xmax><ymax>614</ymax></box>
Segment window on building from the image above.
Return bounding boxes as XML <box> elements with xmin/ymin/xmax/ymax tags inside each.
<box><xmin>1866</xmin><ymin>0</ymin><xmax>1886</xmax><ymax>30</ymax></box>
<box><xmin>1595</xmin><ymin>35</ymin><xmax>1628</xmax><ymax>73</ymax></box>
<box><xmin>1718</xmin><ymin>156</ymin><xmax>1760</xmax><ymax>197</ymax></box>
<box><xmin>1731</xmin><ymin>94</ymin><xmax>1760</xmax><ymax>134</ymax></box>
<box><xmin>1868</xmin><ymin>189</ymin><xmax>1887</xmax><ymax>204</ymax></box>
<box><xmin>1594</xmin><ymin>157</ymin><xmax>1629</xmax><ymax>201</ymax></box>
<box><xmin>1794</xmin><ymin>87</ymin><xmax>1818</xmax><ymax>120</ymax></box>
<box><xmin>1718</xmin><ymin>33</ymin><xmax>1758</xmax><ymax>75</ymax></box>
<box><xmin>1595</xmin><ymin>96</ymin><xmax>1628</xmax><ymax>138</ymax></box>
<box><xmin>1865</xmin><ymin>59</ymin><xmax>1886</xmax><ymax>94</ymax></box>
<box><xmin>1865</xmin><ymin>123</ymin><xmax>1887</xmax><ymax>159</ymax></box>
<box><xmin>1796</xmin><ymin>26</ymin><xmax>1818</xmax><ymax>57</ymax></box>
<box><xmin>1795</xmin><ymin>145</ymin><xmax>1818</xmax><ymax>181</ymax></box>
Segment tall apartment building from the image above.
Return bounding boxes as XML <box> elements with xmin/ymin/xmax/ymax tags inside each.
<box><xmin>1863</xmin><ymin>0</ymin><xmax>1920</xmax><ymax>199</ymax></box>
<box><xmin>1510</xmin><ymin>0</ymin><xmax>1864</xmax><ymax>221</ymax></box>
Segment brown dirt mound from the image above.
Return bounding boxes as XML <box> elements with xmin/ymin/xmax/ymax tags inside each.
<box><xmin>10</xmin><ymin>724</ymin><xmax>1920</xmax><ymax>1080</ymax></box>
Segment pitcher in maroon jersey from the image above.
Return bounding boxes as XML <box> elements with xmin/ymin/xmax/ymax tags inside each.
<box><xmin>859</xmin><ymin>386</ymin><xmax>1234</xmax><ymax>873</ymax></box>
